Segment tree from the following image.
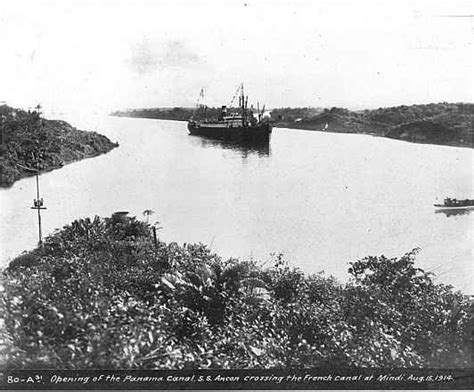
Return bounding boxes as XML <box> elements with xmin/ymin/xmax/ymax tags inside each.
<box><xmin>142</xmin><ymin>209</ymin><xmax>155</xmax><ymax>224</ymax></box>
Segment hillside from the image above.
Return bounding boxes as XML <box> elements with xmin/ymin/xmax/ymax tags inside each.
<box><xmin>0</xmin><ymin>105</ymin><xmax>118</xmax><ymax>187</ymax></box>
<box><xmin>112</xmin><ymin>103</ymin><xmax>473</xmax><ymax>148</ymax></box>
<box><xmin>277</xmin><ymin>103</ymin><xmax>473</xmax><ymax>148</ymax></box>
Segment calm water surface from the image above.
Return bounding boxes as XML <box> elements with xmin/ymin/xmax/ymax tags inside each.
<box><xmin>1</xmin><ymin>114</ymin><xmax>472</xmax><ymax>293</ymax></box>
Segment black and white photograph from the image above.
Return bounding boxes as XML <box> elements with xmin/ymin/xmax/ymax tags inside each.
<box><xmin>0</xmin><ymin>0</ymin><xmax>473</xmax><ymax>389</ymax></box>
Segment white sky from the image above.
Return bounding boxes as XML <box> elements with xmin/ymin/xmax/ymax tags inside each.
<box><xmin>0</xmin><ymin>0</ymin><xmax>472</xmax><ymax>114</ymax></box>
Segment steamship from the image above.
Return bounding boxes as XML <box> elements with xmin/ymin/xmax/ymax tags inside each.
<box><xmin>187</xmin><ymin>84</ymin><xmax>272</xmax><ymax>143</ymax></box>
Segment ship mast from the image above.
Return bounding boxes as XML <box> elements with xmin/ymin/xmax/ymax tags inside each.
<box><xmin>240</xmin><ymin>83</ymin><xmax>247</xmax><ymax>127</ymax></box>
<box><xmin>192</xmin><ymin>88</ymin><xmax>205</xmax><ymax>121</ymax></box>
<box><xmin>240</xmin><ymin>84</ymin><xmax>243</xmax><ymax>126</ymax></box>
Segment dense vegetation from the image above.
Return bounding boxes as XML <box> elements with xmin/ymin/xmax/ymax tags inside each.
<box><xmin>269</xmin><ymin>107</ymin><xmax>323</xmax><ymax>123</ymax></box>
<box><xmin>113</xmin><ymin>103</ymin><xmax>473</xmax><ymax>148</ymax></box>
<box><xmin>1</xmin><ymin>213</ymin><xmax>472</xmax><ymax>369</ymax></box>
<box><xmin>276</xmin><ymin>103</ymin><xmax>473</xmax><ymax>148</ymax></box>
<box><xmin>0</xmin><ymin>105</ymin><xmax>118</xmax><ymax>187</ymax></box>
<box><xmin>112</xmin><ymin>107</ymin><xmax>196</xmax><ymax>121</ymax></box>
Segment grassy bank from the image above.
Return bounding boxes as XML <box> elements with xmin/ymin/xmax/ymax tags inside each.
<box><xmin>0</xmin><ymin>105</ymin><xmax>118</xmax><ymax>187</ymax></box>
<box><xmin>1</xmin><ymin>213</ymin><xmax>472</xmax><ymax>369</ymax></box>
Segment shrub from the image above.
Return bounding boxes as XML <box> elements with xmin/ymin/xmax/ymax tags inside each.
<box><xmin>1</xmin><ymin>215</ymin><xmax>472</xmax><ymax>368</ymax></box>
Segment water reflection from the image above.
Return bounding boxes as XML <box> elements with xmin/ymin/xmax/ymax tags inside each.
<box><xmin>190</xmin><ymin>135</ymin><xmax>271</xmax><ymax>158</ymax></box>
<box><xmin>435</xmin><ymin>208</ymin><xmax>473</xmax><ymax>218</ymax></box>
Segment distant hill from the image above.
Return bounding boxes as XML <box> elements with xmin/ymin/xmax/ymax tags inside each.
<box><xmin>0</xmin><ymin>105</ymin><xmax>118</xmax><ymax>187</ymax></box>
<box><xmin>111</xmin><ymin>107</ymin><xmax>196</xmax><ymax>121</ymax></box>
<box><xmin>111</xmin><ymin>103</ymin><xmax>473</xmax><ymax>148</ymax></box>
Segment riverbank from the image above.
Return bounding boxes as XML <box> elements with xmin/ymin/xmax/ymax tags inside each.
<box><xmin>0</xmin><ymin>105</ymin><xmax>118</xmax><ymax>187</ymax></box>
<box><xmin>1</xmin><ymin>213</ymin><xmax>472</xmax><ymax>369</ymax></box>
<box><xmin>111</xmin><ymin>103</ymin><xmax>473</xmax><ymax>148</ymax></box>
<box><xmin>277</xmin><ymin>103</ymin><xmax>473</xmax><ymax>149</ymax></box>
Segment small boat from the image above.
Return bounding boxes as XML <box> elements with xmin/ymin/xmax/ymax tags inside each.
<box><xmin>187</xmin><ymin>84</ymin><xmax>272</xmax><ymax>143</ymax></box>
<box><xmin>434</xmin><ymin>197</ymin><xmax>474</xmax><ymax>210</ymax></box>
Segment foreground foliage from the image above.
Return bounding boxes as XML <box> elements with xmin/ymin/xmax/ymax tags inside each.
<box><xmin>1</xmin><ymin>214</ymin><xmax>472</xmax><ymax>369</ymax></box>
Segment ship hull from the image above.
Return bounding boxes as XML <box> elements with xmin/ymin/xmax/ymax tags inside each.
<box><xmin>188</xmin><ymin>122</ymin><xmax>272</xmax><ymax>143</ymax></box>
<box><xmin>433</xmin><ymin>204</ymin><xmax>474</xmax><ymax>210</ymax></box>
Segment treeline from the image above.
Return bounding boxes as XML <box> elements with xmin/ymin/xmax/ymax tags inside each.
<box><xmin>276</xmin><ymin>103</ymin><xmax>473</xmax><ymax>148</ymax></box>
<box><xmin>112</xmin><ymin>107</ymin><xmax>196</xmax><ymax>121</ymax></box>
<box><xmin>1</xmin><ymin>213</ymin><xmax>472</xmax><ymax>369</ymax></box>
<box><xmin>0</xmin><ymin>105</ymin><xmax>118</xmax><ymax>186</ymax></box>
<box><xmin>270</xmin><ymin>107</ymin><xmax>323</xmax><ymax>123</ymax></box>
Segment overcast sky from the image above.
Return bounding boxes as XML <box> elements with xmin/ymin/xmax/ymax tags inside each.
<box><xmin>0</xmin><ymin>0</ymin><xmax>472</xmax><ymax>113</ymax></box>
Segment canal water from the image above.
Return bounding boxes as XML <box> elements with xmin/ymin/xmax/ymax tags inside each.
<box><xmin>1</xmin><ymin>114</ymin><xmax>472</xmax><ymax>293</ymax></box>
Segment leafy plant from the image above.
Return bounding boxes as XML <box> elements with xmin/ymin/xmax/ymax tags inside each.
<box><xmin>1</xmin><ymin>215</ymin><xmax>472</xmax><ymax>369</ymax></box>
